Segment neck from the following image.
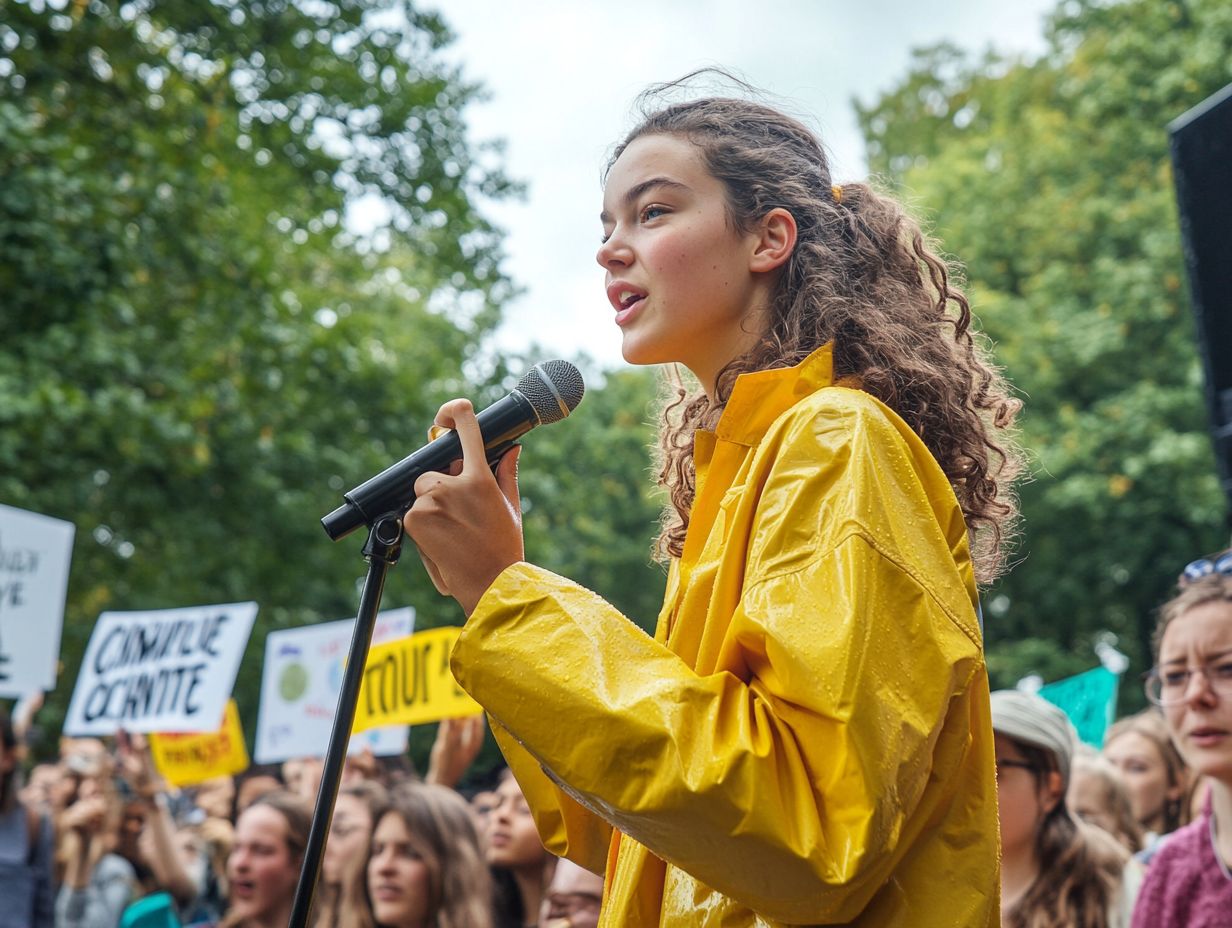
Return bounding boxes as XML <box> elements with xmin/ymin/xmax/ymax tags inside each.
<box><xmin>999</xmin><ymin>843</ymin><xmax>1040</xmax><ymax>915</ymax></box>
<box><xmin>1141</xmin><ymin>811</ymin><xmax>1165</xmax><ymax>836</ymax></box>
<box><xmin>513</xmin><ymin>862</ymin><xmax>547</xmax><ymax>927</ymax></box>
<box><xmin>251</xmin><ymin>902</ymin><xmax>294</xmax><ymax>928</ymax></box>
<box><xmin>1210</xmin><ymin>779</ymin><xmax>1232</xmax><ymax>866</ymax></box>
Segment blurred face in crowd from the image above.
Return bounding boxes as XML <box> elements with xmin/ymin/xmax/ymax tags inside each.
<box><xmin>994</xmin><ymin>734</ymin><xmax>1062</xmax><ymax>862</ymax></box>
<box><xmin>470</xmin><ymin>789</ymin><xmax>496</xmax><ymax>838</ymax></box>
<box><xmin>1159</xmin><ymin>601</ymin><xmax>1232</xmax><ymax>784</ymax></box>
<box><xmin>1068</xmin><ymin>765</ymin><xmax>1117</xmax><ymax>838</ymax></box>
<box><xmin>368</xmin><ymin>811</ymin><xmax>430</xmax><ymax>928</ymax></box>
<box><xmin>540</xmin><ymin>857</ymin><xmax>603</xmax><ymax>928</ymax></box>
<box><xmin>486</xmin><ymin>774</ymin><xmax>545</xmax><ymax>869</ymax></box>
<box><xmin>195</xmin><ymin>776</ymin><xmax>235</xmax><ymax>820</ymax></box>
<box><xmin>324</xmin><ymin>792</ymin><xmax>374</xmax><ymax>884</ymax></box>
<box><xmin>227</xmin><ymin>805</ymin><xmax>300</xmax><ymax>925</ymax></box>
<box><xmin>19</xmin><ymin>763</ymin><xmax>62</xmax><ymax>810</ymax></box>
<box><xmin>1103</xmin><ymin>729</ymin><xmax>1180</xmax><ymax>832</ymax></box>
<box><xmin>119</xmin><ymin>799</ymin><xmax>147</xmax><ymax>857</ymax></box>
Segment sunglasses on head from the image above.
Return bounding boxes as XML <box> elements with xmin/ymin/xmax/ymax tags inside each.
<box><xmin>1182</xmin><ymin>550</ymin><xmax>1232</xmax><ymax>583</ymax></box>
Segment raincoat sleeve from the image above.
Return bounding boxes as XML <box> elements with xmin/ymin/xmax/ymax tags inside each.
<box><xmin>451</xmin><ymin>399</ymin><xmax>987</xmax><ymax>924</ymax></box>
<box><xmin>487</xmin><ymin>715</ymin><xmax>614</xmax><ymax>875</ymax></box>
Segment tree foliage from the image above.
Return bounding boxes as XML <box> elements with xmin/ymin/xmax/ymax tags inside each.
<box><xmin>0</xmin><ymin>0</ymin><xmax>519</xmax><ymax>755</ymax></box>
<box><xmin>856</xmin><ymin>0</ymin><xmax>1232</xmax><ymax>694</ymax></box>
<box><xmin>0</xmin><ymin>0</ymin><xmax>669</xmax><ymax>773</ymax></box>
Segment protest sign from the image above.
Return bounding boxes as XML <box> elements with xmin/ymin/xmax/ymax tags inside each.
<box><xmin>254</xmin><ymin>608</ymin><xmax>413</xmax><ymax>764</ymax></box>
<box><xmin>352</xmin><ymin>626</ymin><xmax>481</xmax><ymax>733</ymax></box>
<box><xmin>1039</xmin><ymin>665</ymin><xmax>1121</xmax><ymax>748</ymax></box>
<box><xmin>0</xmin><ymin>504</ymin><xmax>75</xmax><ymax>697</ymax></box>
<box><xmin>63</xmin><ymin>601</ymin><xmax>257</xmax><ymax>736</ymax></box>
<box><xmin>150</xmin><ymin>699</ymin><xmax>250</xmax><ymax>787</ymax></box>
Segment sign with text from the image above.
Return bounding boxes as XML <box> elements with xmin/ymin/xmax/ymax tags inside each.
<box><xmin>352</xmin><ymin>626</ymin><xmax>481</xmax><ymax>733</ymax></box>
<box><xmin>254</xmin><ymin>608</ymin><xmax>414</xmax><ymax>764</ymax></box>
<box><xmin>0</xmin><ymin>504</ymin><xmax>75</xmax><ymax>697</ymax></box>
<box><xmin>1039</xmin><ymin>665</ymin><xmax>1121</xmax><ymax>748</ymax></box>
<box><xmin>63</xmin><ymin>601</ymin><xmax>257</xmax><ymax>736</ymax></box>
<box><xmin>150</xmin><ymin>699</ymin><xmax>250</xmax><ymax>787</ymax></box>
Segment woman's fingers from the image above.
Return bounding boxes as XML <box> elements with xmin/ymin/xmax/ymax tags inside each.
<box><xmin>495</xmin><ymin>445</ymin><xmax>522</xmax><ymax>516</ymax></box>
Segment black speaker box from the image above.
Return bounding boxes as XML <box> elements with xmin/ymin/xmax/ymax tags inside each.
<box><xmin>1170</xmin><ymin>82</ymin><xmax>1232</xmax><ymax>523</ymax></box>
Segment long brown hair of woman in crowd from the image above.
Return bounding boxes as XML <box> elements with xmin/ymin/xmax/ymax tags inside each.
<box><xmin>615</xmin><ymin>76</ymin><xmax>1025</xmax><ymax>585</ymax></box>
<box><xmin>1006</xmin><ymin>740</ymin><xmax>1128</xmax><ymax>928</ymax></box>
<box><xmin>315</xmin><ymin>780</ymin><xmax>390</xmax><ymax>928</ymax></box>
<box><xmin>363</xmin><ymin>782</ymin><xmax>493</xmax><ymax>928</ymax></box>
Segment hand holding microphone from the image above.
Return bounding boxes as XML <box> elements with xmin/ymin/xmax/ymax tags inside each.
<box><xmin>405</xmin><ymin>398</ymin><xmax>525</xmax><ymax>614</ymax></box>
<box><xmin>321</xmin><ymin>360</ymin><xmax>585</xmax><ymax>613</ymax></box>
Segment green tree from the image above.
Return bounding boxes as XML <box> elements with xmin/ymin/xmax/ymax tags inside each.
<box><xmin>517</xmin><ymin>361</ymin><xmax>666</xmax><ymax>631</ymax></box>
<box><xmin>0</xmin><ymin>0</ymin><xmax>516</xmax><ymax>755</ymax></box>
<box><xmin>857</xmin><ymin>0</ymin><xmax>1231</xmax><ymax>697</ymax></box>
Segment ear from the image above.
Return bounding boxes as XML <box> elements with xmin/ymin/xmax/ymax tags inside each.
<box><xmin>748</xmin><ymin>207</ymin><xmax>797</xmax><ymax>274</ymax></box>
<box><xmin>1040</xmin><ymin>770</ymin><xmax>1066</xmax><ymax>815</ymax></box>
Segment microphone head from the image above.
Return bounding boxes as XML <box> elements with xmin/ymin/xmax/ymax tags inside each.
<box><xmin>517</xmin><ymin>360</ymin><xmax>585</xmax><ymax>424</ymax></box>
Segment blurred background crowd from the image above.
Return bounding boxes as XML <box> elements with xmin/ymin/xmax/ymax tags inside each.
<box><xmin>1</xmin><ymin>548</ymin><xmax>1230</xmax><ymax>927</ymax></box>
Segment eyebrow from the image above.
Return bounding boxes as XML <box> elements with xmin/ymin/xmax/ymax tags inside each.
<box><xmin>600</xmin><ymin>177</ymin><xmax>691</xmax><ymax>223</ymax></box>
<box><xmin>1161</xmin><ymin>646</ymin><xmax>1232</xmax><ymax>665</ymax></box>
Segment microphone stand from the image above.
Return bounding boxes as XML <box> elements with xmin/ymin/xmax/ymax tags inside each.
<box><xmin>287</xmin><ymin>513</ymin><xmax>403</xmax><ymax>928</ymax></box>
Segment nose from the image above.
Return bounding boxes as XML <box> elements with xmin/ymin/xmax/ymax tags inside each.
<box><xmin>372</xmin><ymin>846</ymin><xmax>395</xmax><ymax>876</ymax></box>
<box><xmin>596</xmin><ymin>228</ymin><xmax>631</xmax><ymax>270</ymax></box>
<box><xmin>1182</xmin><ymin>666</ymin><xmax>1218</xmax><ymax>705</ymax></box>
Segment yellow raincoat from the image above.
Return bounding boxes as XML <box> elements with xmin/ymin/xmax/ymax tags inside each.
<box><xmin>452</xmin><ymin>345</ymin><xmax>1000</xmax><ymax>926</ymax></box>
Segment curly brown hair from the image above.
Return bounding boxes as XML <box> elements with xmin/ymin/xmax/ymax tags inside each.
<box><xmin>611</xmin><ymin>82</ymin><xmax>1024</xmax><ymax>584</ymax></box>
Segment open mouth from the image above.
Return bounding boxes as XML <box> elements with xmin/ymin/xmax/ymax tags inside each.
<box><xmin>607</xmin><ymin>282</ymin><xmax>647</xmax><ymax>322</ymax></box>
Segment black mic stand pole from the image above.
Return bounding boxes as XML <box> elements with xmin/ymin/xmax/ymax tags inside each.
<box><xmin>288</xmin><ymin>513</ymin><xmax>403</xmax><ymax>928</ymax></box>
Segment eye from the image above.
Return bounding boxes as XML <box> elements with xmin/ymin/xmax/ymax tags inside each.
<box><xmin>1162</xmin><ymin>670</ymin><xmax>1189</xmax><ymax>688</ymax></box>
<box><xmin>1211</xmin><ymin>660</ymin><xmax>1232</xmax><ymax>681</ymax></box>
<box><xmin>640</xmin><ymin>204</ymin><xmax>668</xmax><ymax>222</ymax></box>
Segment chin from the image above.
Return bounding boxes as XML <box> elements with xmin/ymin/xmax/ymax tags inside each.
<box><xmin>620</xmin><ymin>339</ymin><xmax>671</xmax><ymax>369</ymax></box>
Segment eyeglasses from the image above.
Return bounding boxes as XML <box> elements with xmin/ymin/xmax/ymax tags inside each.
<box><xmin>1144</xmin><ymin>659</ymin><xmax>1232</xmax><ymax>706</ymax></box>
<box><xmin>1182</xmin><ymin>551</ymin><xmax>1232</xmax><ymax>584</ymax></box>
<box><xmin>994</xmin><ymin>759</ymin><xmax>1036</xmax><ymax>782</ymax></box>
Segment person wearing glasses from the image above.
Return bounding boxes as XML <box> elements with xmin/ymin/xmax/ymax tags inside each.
<box><xmin>991</xmin><ymin>690</ymin><xmax>1139</xmax><ymax>928</ymax></box>
<box><xmin>1131</xmin><ymin>557</ymin><xmax>1232</xmax><ymax>927</ymax></box>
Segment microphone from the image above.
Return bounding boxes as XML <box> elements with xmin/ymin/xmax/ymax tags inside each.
<box><xmin>321</xmin><ymin>360</ymin><xmax>585</xmax><ymax>541</ymax></box>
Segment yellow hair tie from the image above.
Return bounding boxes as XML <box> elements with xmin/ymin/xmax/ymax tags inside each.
<box><xmin>831</xmin><ymin>184</ymin><xmax>843</xmax><ymax>204</ymax></box>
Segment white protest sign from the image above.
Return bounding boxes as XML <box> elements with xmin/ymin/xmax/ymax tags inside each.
<box><xmin>254</xmin><ymin>608</ymin><xmax>413</xmax><ymax>764</ymax></box>
<box><xmin>64</xmin><ymin>602</ymin><xmax>258</xmax><ymax>736</ymax></box>
<box><xmin>0</xmin><ymin>504</ymin><xmax>76</xmax><ymax>698</ymax></box>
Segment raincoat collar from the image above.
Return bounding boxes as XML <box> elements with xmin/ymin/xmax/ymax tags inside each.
<box><xmin>710</xmin><ymin>343</ymin><xmax>836</xmax><ymax>448</ymax></box>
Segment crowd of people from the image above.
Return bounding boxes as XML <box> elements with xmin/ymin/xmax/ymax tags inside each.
<box><xmin>0</xmin><ymin>712</ymin><xmax>604</xmax><ymax>928</ymax></box>
<box><xmin>0</xmin><ymin>552</ymin><xmax>1226</xmax><ymax>927</ymax></box>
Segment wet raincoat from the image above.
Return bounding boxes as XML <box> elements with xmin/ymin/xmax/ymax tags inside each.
<box><xmin>452</xmin><ymin>344</ymin><xmax>1001</xmax><ymax>926</ymax></box>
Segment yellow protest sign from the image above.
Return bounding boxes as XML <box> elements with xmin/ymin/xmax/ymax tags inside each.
<box><xmin>352</xmin><ymin>626</ymin><xmax>481</xmax><ymax>733</ymax></box>
<box><xmin>149</xmin><ymin>698</ymin><xmax>250</xmax><ymax>787</ymax></box>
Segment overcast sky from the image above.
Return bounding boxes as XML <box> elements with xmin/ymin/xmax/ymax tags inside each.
<box><xmin>421</xmin><ymin>0</ymin><xmax>1059</xmax><ymax>372</ymax></box>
